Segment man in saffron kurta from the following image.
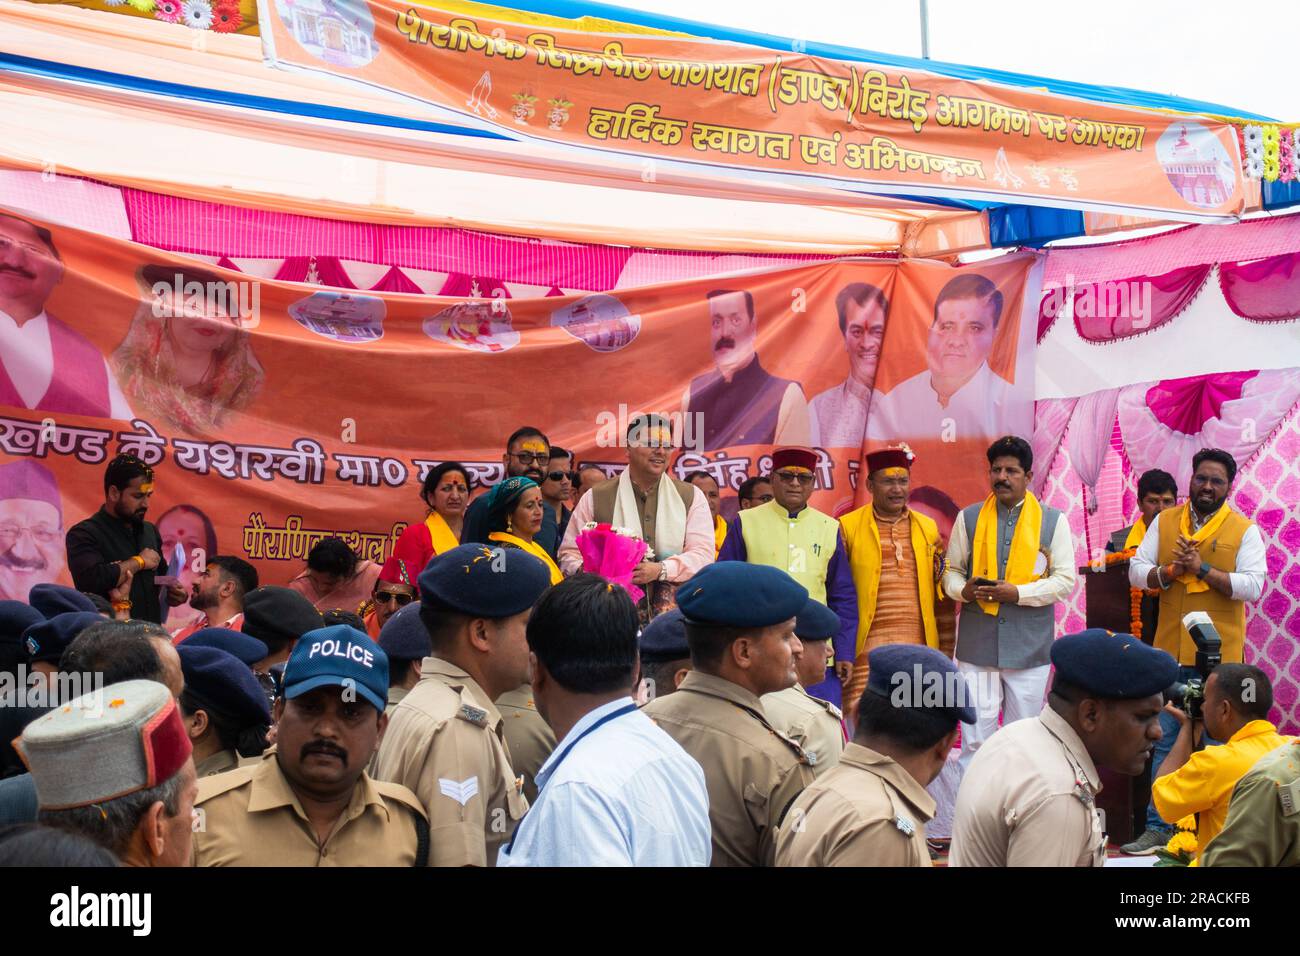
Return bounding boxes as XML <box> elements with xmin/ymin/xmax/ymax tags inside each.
<box><xmin>361</xmin><ymin>556</ymin><xmax>419</xmax><ymax>639</ymax></box>
<box><xmin>839</xmin><ymin>447</ymin><xmax>943</xmax><ymax>723</ymax></box>
<box><xmin>718</xmin><ymin>447</ymin><xmax>857</xmax><ymax>707</ymax></box>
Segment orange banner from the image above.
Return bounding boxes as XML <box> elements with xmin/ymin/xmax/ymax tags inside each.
<box><xmin>0</xmin><ymin>205</ymin><xmax>1037</xmax><ymax>622</ymax></box>
<box><xmin>257</xmin><ymin>1</ymin><xmax>1244</xmax><ymax>219</ymax></box>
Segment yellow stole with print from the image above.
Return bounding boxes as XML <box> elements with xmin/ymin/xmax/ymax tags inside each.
<box><xmin>971</xmin><ymin>492</ymin><xmax>1044</xmax><ymax>616</ymax></box>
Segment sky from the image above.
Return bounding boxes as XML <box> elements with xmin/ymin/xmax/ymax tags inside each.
<box><xmin>613</xmin><ymin>0</ymin><xmax>1298</xmax><ymax>121</ymax></box>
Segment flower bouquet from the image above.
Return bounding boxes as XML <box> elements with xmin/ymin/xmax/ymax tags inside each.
<box><xmin>575</xmin><ymin>522</ymin><xmax>650</xmax><ymax>602</ymax></box>
<box><xmin>1153</xmin><ymin>816</ymin><xmax>1197</xmax><ymax>867</ymax></box>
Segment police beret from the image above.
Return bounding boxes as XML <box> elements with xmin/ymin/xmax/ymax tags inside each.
<box><xmin>639</xmin><ymin>608</ymin><xmax>689</xmax><ymax>663</ymax></box>
<box><xmin>795</xmin><ymin>599</ymin><xmax>839</xmax><ymax>641</ymax></box>
<box><xmin>283</xmin><ymin>625</ymin><xmax>388</xmax><ymax>713</ymax></box>
<box><xmin>180</xmin><ymin>627</ymin><xmax>269</xmax><ymax>667</ymax></box>
<box><xmin>418</xmin><ymin>543</ymin><xmax>551</xmax><ymax>619</ymax></box>
<box><xmin>242</xmin><ymin>586</ymin><xmax>323</xmax><ymax>650</ymax></box>
<box><xmin>0</xmin><ymin>600</ymin><xmax>44</xmax><ymax>641</ymax></box>
<box><xmin>865</xmin><ymin>644</ymin><xmax>976</xmax><ymax>724</ymax></box>
<box><xmin>27</xmin><ymin>584</ymin><xmax>97</xmax><ymax>619</ymax></box>
<box><xmin>377</xmin><ymin>602</ymin><xmax>431</xmax><ymax>662</ymax></box>
<box><xmin>677</xmin><ymin>562</ymin><xmax>808</xmax><ymax>629</ymax></box>
<box><xmin>1051</xmin><ymin>629</ymin><xmax>1179</xmax><ymax>699</ymax></box>
<box><xmin>18</xmin><ymin>679</ymin><xmax>192</xmax><ymax>810</ymax></box>
<box><xmin>178</xmin><ymin>645</ymin><xmax>272</xmax><ymax>727</ymax></box>
<box><xmin>22</xmin><ymin>612</ymin><xmax>103</xmax><ymax>665</ymax></box>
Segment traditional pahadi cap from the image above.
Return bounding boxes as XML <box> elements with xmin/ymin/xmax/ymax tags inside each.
<box><xmin>378</xmin><ymin>556</ymin><xmax>419</xmax><ymax>589</ymax></box>
<box><xmin>377</xmin><ymin>602</ymin><xmax>432</xmax><ymax>662</ymax></box>
<box><xmin>23</xmin><ymin>611</ymin><xmax>102</xmax><ymax>665</ymax></box>
<box><xmin>865</xmin><ymin>444</ymin><xmax>917</xmax><ymax>477</ymax></box>
<box><xmin>794</xmin><ymin>599</ymin><xmax>840</xmax><ymax>642</ymax></box>
<box><xmin>281</xmin><ymin>625</ymin><xmax>388</xmax><ymax>712</ymax></box>
<box><xmin>180</xmin><ymin>627</ymin><xmax>269</xmax><ymax>668</ymax></box>
<box><xmin>418</xmin><ymin>543</ymin><xmax>551</xmax><ymax>619</ymax></box>
<box><xmin>1051</xmin><ymin>629</ymin><xmax>1179</xmax><ymax>699</ymax></box>
<box><xmin>638</xmin><ymin>607</ymin><xmax>690</xmax><ymax>663</ymax></box>
<box><xmin>18</xmin><ymin>679</ymin><xmax>192</xmax><ymax>810</ymax></box>
<box><xmin>770</xmin><ymin>447</ymin><xmax>817</xmax><ymax>473</ymax></box>
<box><xmin>865</xmin><ymin>644</ymin><xmax>976</xmax><ymax>724</ymax></box>
<box><xmin>0</xmin><ymin>459</ymin><xmax>62</xmax><ymax>520</ymax></box>
<box><xmin>677</xmin><ymin>562</ymin><xmax>808</xmax><ymax>629</ymax></box>
<box><xmin>28</xmin><ymin>583</ymin><xmax>97</xmax><ymax>619</ymax></box>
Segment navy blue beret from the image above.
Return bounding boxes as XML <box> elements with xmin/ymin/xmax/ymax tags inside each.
<box><xmin>178</xmin><ymin>645</ymin><xmax>272</xmax><ymax>727</ymax></box>
<box><xmin>181</xmin><ymin>627</ymin><xmax>269</xmax><ymax>667</ymax></box>
<box><xmin>795</xmin><ymin>599</ymin><xmax>840</xmax><ymax>641</ymax></box>
<box><xmin>1051</xmin><ymin>629</ymin><xmax>1179</xmax><ymax>699</ymax></box>
<box><xmin>418</xmin><ymin>543</ymin><xmax>551</xmax><ymax>619</ymax></box>
<box><xmin>377</xmin><ymin>603</ymin><xmax>431</xmax><ymax>661</ymax></box>
<box><xmin>639</xmin><ymin>608</ymin><xmax>689</xmax><ymax>663</ymax></box>
<box><xmin>865</xmin><ymin>644</ymin><xmax>976</xmax><ymax>724</ymax></box>
<box><xmin>22</xmin><ymin>611</ymin><xmax>103</xmax><ymax>664</ymax></box>
<box><xmin>242</xmin><ymin>587</ymin><xmax>323</xmax><ymax>650</ymax></box>
<box><xmin>676</xmin><ymin>562</ymin><xmax>808</xmax><ymax>629</ymax></box>
<box><xmin>27</xmin><ymin>584</ymin><xmax>97</xmax><ymax>618</ymax></box>
<box><xmin>0</xmin><ymin>600</ymin><xmax>44</xmax><ymax>642</ymax></box>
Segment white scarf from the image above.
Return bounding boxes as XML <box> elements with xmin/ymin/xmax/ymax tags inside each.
<box><xmin>611</xmin><ymin>470</ymin><xmax>688</xmax><ymax>559</ymax></box>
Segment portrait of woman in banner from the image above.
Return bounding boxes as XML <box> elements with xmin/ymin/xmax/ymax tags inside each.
<box><xmin>392</xmin><ymin>461</ymin><xmax>470</xmax><ymax>572</ymax></box>
<box><xmin>111</xmin><ymin>263</ymin><xmax>265</xmax><ymax>436</ymax></box>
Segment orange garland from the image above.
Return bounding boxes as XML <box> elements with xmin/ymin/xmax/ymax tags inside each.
<box><xmin>1102</xmin><ymin>548</ymin><xmax>1159</xmax><ymax>640</ymax></box>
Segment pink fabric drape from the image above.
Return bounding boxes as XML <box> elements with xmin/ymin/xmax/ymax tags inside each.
<box><xmin>1146</xmin><ymin>371</ymin><xmax>1258</xmax><ymax>435</ymax></box>
<box><xmin>1031</xmin><ymin>397</ymin><xmax>1077</xmax><ymax>496</ymax></box>
<box><xmin>438</xmin><ymin>273</ymin><xmax>510</xmax><ymax>298</ymax></box>
<box><xmin>273</xmin><ymin>256</ymin><xmax>357</xmax><ymax>288</ymax></box>
<box><xmin>1039</xmin><ymin>264</ymin><xmax>1211</xmax><ymax>343</ymax></box>
<box><xmin>370</xmin><ymin>265</ymin><xmax>424</xmax><ymax>294</ymax></box>
<box><xmin>1066</xmin><ymin>389</ymin><xmax>1120</xmax><ymax>513</ymax></box>
<box><xmin>1220</xmin><ymin>252</ymin><xmax>1300</xmax><ymax>322</ymax></box>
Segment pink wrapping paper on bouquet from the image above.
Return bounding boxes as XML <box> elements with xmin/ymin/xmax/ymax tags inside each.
<box><xmin>575</xmin><ymin>523</ymin><xmax>649</xmax><ymax>602</ymax></box>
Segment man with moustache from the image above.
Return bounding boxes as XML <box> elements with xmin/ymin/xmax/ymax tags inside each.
<box><xmin>681</xmin><ymin>289</ymin><xmax>810</xmax><ymax>451</ymax></box>
<box><xmin>868</xmin><ymin>273</ymin><xmax>1032</xmax><ymax>444</ymax></box>
<box><xmin>66</xmin><ymin>455</ymin><xmax>188</xmax><ymax>624</ymax></box>
<box><xmin>192</xmin><ymin>626</ymin><xmax>429</xmax><ymax>866</ymax></box>
<box><xmin>0</xmin><ymin>213</ymin><xmax>133</xmax><ymax>419</ymax></box>
<box><xmin>1123</xmin><ymin>447</ymin><xmax>1266</xmax><ymax>855</ymax></box>
<box><xmin>950</xmin><ymin>630</ymin><xmax>1176</xmax><ymax>867</ymax></box>
<box><xmin>559</xmin><ymin>414</ymin><xmax>715</xmax><ymax>617</ymax></box>
<box><xmin>809</xmin><ymin>283</ymin><xmax>888</xmax><ymax>449</ymax></box>
<box><xmin>463</xmin><ymin>426</ymin><xmax>561</xmax><ymax>558</ymax></box>
<box><xmin>169</xmin><ymin>555</ymin><xmax>258</xmax><ymax>643</ymax></box>
<box><xmin>0</xmin><ymin>460</ymin><xmax>66</xmax><ymax>603</ymax></box>
<box><xmin>359</xmin><ymin>556</ymin><xmax>419</xmax><ymax>640</ymax></box>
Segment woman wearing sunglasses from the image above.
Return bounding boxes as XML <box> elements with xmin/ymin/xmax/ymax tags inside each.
<box><xmin>393</xmin><ymin>461</ymin><xmax>470</xmax><ymax>573</ymax></box>
<box><xmin>359</xmin><ymin>555</ymin><xmax>421</xmax><ymax>639</ymax></box>
<box><xmin>483</xmin><ymin>476</ymin><xmax>564</xmax><ymax>585</ymax></box>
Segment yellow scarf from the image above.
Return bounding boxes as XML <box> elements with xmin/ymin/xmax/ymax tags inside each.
<box><xmin>972</xmin><ymin>492</ymin><xmax>1044</xmax><ymax>616</ymax></box>
<box><xmin>1122</xmin><ymin>520</ymin><xmax>1148</xmax><ymax>551</ymax></box>
<box><xmin>713</xmin><ymin>514</ymin><xmax>727</xmax><ymax>557</ymax></box>
<box><xmin>1176</xmin><ymin>504</ymin><xmax>1231</xmax><ymax>593</ymax></box>
<box><xmin>488</xmin><ymin>531</ymin><xmax>564</xmax><ymax>585</ymax></box>
<box><xmin>425</xmin><ymin>511</ymin><xmax>461</xmax><ymax>557</ymax></box>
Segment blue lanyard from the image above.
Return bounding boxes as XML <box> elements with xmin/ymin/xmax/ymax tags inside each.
<box><xmin>502</xmin><ymin>702</ymin><xmax>637</xmax><ymax>856</ymax></box>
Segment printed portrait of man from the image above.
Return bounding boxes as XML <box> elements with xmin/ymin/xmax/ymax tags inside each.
<box><xmin>809</xmin><ymin>282</ymin><xmax>888</xmax><ymax>449</ymax></box>
<box><xmin>0</xmin><ymin>212</ymin><xmax>133</xmax><ymax>419</ymax></box>
<box><xmin>0</xmin><ymin>459</ymin><xmax>67</xmax><ymax>601</ymax></box>
<box><xmin>867</xmin><ymin>273</ymin><xmax>1032</xmax><ymax>444</ymax></box>
<box><xmin>680</xmin><ymin>288</ymin><xmax>810</xmax><ymax>451</ymax></box>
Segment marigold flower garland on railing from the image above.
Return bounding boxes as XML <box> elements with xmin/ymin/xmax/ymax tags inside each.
<box><xmin>1102</xmin><ymin>548</ymin><xmax>1158</xmax><ymax>640</ymax></box>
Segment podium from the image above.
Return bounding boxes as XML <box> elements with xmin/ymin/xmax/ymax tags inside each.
<box><xmin>1078</xmin><ymin>561</ymin><xmax>1155</xmax><ymax>845</ymax></box>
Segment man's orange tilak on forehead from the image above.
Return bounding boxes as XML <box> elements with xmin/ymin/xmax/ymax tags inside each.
<box><xmin>138</xmin><ymin>482</ymin><xmax>155</xmax><ymax>493</ymax></box>
<box><xmin>520</xmin><ymin>440</ymin><xmax>548</xmax><ymax>454</ymax></box>
<box><xmin>880</xmin><ymin>467</ymin><xmax>909</xmax><ymax>478</ymax></box>
<box><xmin>785</xmin><ymin>466</ymin><xmax>813</xmax><ymax>475</ymax></box>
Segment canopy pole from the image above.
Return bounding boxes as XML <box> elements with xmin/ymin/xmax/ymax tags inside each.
<box><xmin>919</xmin><ymin>0</ymin><xmax>931</xmax><ymax>59</ymax></box>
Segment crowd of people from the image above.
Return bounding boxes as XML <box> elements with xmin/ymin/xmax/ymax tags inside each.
<box><xmin>0</xmin><ymin>414</ymin><xmax>1294</xmax><ymax>868</ymax></box>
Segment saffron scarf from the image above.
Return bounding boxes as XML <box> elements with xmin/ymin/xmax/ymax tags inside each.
<box><xmin>1123</xmin><ymin>520</ymin><xmax>1148</xmax><ymax>551</ymax></box>
<box><xmin>488</xmin><ymin>531</ymin><xmax>564</xmax><ymax>585</ymax></box>
<box><xmin>971</xmin><ymin>492</ymin><xmax>1045</xmax><ymax>616</ymax></box>
<box><xmin>424</xmin><ymin>510</ymin><xmax>461</xmax><ymax>557</ymax></box>
<box><xmin>713</xmin><ymin>514</ymin><xmax>727</xmax><ymax>556</ymax></box>
<box><xmin>1176</xmin><ymin>503</ymin><xmax>1231</xmax><ymax>594</ymax></box>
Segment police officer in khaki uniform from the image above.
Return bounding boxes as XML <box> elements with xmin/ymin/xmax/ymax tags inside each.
<box><xmin>373</xmin><ymin>544</ymin><xmax>551</xmax><ymax>867</ymax></box>
<box><xmin>376</xmin><ymin>603</ymin><xmax>429</xmax><ymax>713</ymax></box>
<box><xmin>1202</xmin><ymin>739</ymin><xmax>1300</xmax><ymax>867</ymax></box>
<box><xmin>762</xmin><ymin>599</ymin><xmax>846</xmax><ymax>776</ymax></box>
<box><xmin>951</xmin><ymin>629</ymin><xmax>1176</xmax><ymax>866</ymax></box>
<box><xmin>193</xmin><ymin>625</ymin><xmax>428</xmax><ymax>866</ymax></box>
<box><xmin>777</xmin><ymin>644</ymin><xmax>974</xmax><ymax>866</ymax></box>
<box><xmin>643</xmin><ymin>561</ymin><xmax>814</xmax><ymax>867</ymax></box>
<box><xmin>177</xmin><ymin>644</ymin><xmax>271</xmax><ymax>778</ymax></box>
<box><xmin>495</xmin><ymin>684</ymin><xmax>556</xmax><ymax>803</ymax></box>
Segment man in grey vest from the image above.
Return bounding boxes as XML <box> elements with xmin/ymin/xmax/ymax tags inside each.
<box><xmin>941</xmin><ymin>436</ymin><xmax>1076</xmax><ymax>773</ymax></box>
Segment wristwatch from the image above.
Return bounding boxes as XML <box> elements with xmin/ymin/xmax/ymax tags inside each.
<box><xmin>657</xmin><ymin>563</ymin><xmax>669</xmax><ymax>583</ymax></box>
<box><xmin>1197</xmin><ymin>562</ymin><xmax>1212</xmax><ymax>580</ymax></box>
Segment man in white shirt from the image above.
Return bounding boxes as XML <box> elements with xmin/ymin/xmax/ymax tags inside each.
<box><xmin>809</xmin><ymin>282</ymin><xmax>887</xmax><ymax>449</ymax></box>
<box><xmin>867</xmin><ymin>273</ymin><xmax>1030</xmax><ymax>444</ymax></box>
<box><xmin>498</xmin><ymin>573</ymin><xmax>711</xmax><ymax>866</ymax></box>
<box><xmin>0</xmin><ymin>213</ymin><xmax>132</xmax><ymax>420</ymax></box>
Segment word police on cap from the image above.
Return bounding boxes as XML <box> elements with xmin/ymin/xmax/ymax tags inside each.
<box><xmin>307</xmin><ymin>639</ymin><xmax>375</xmax><ymax>667</ymax></box>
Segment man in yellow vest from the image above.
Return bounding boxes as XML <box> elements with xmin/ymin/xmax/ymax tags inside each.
<box><xmin>839</xmin><ymin>446</ymin><xmax>945</xmax><ymax>725</ymax></box>
<box><xmin>718</xmin><ymin>447</ymin><xmax>857</xmax><ymax>707</ymax></box>
<box><xmin>1122</xmin><ymin>447</ymin><xmax>1267</xmax><ymax>855</ymax></box>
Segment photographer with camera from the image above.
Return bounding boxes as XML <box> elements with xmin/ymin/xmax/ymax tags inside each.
<box><xmin>1123</xmin><ymin>448</ymin><xmax>1266</xmax><ymax>855</ymax></box>
<box><xmin>1150</xmin><ymin>663</ymin><xmax>1286</xmax><ymax>863</ymax></box>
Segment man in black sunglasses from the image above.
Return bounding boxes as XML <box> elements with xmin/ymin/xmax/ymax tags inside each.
<box><xmin>462</xmin><ymin>426</ymin><xmax>561</xmax><ymax>558</ymax></box>
<box><xmin>361</xmin><ymin>556</ymin><xmax>419</xmax><ymax>640</ymax></box>
<box><xmin>539</xmin><ymin>446</ymin><xmax>575</xmax><ymax>545</ymax></box>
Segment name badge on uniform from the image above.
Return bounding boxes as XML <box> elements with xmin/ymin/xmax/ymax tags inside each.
<box><xmin>894</xmin><ymin>814</ymin><xmax>915</xmax><ymax>837</ymax></box>
<box><xmin>1072</xmin><ymin>781</ymin><xmax>1094</xmax><ymax>808</ymax></box>
<box><xmin>806</xmin><ymin>750</ymin><xmax>819</xmax><ymax>766</ymax></box>
<box><xmin>1280</xmin><ymin>778</ymin><xmax>1299</xmax><ymax>816</ymax></box>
